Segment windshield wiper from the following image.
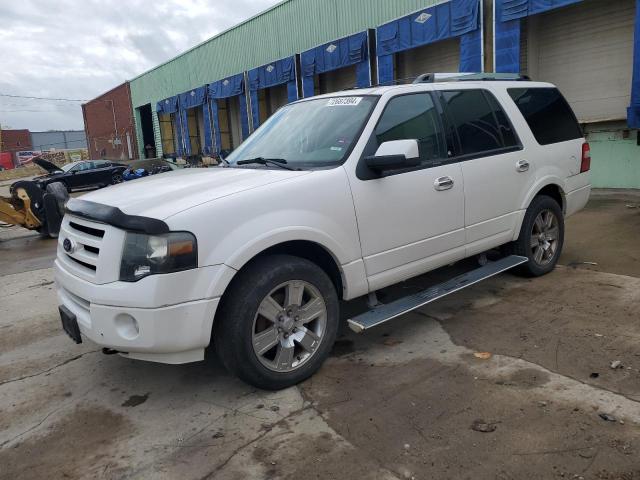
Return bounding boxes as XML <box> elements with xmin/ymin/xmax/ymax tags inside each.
<box><xmin>236</xmin><ymin>157</ymin><xmax>297</xmax><ymax>171</ymax></box>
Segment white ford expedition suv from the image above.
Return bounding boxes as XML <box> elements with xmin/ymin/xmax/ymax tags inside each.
<box><xmin>55</xmin><ymin>75</ymin><xmax>591</xmax><ymax>389</ymax></box>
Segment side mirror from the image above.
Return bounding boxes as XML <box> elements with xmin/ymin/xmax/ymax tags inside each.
<box><xmin>365</xmin><ymin>139</ymin><xmax>420</xmax><ymax>172</ymax></box>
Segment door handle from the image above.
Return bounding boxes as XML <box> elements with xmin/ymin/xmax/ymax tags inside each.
<box><xmin>516</xmin><ymin>160</ymin><xmax>530</xmax><ymax>172</ymax></box>
<box><xmin>434</xmin><ymin>176</ymin><xmax>454</xmax><ymax>191</ymax></box>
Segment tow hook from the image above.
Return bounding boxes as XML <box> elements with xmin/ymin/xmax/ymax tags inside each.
<box><xmin>102</xmin><ymin>348</ymin><xmax>120</xmax><ymax>355</ymax></box>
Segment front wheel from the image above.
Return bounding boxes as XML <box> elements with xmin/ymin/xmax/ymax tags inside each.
<box><xmin>213</xmin><ymin>255</ymin><xmax>339</xmax><ymax>390</ymax></box>
<box><xmin>510</xmin><ymin>195</ymin><xmax>564</xmax><ymax>277</ymax></box>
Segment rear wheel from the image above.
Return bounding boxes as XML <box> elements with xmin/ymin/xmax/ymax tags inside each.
<box><xmin>111</xmin><ymin>172</ymin><xmax>123</xmax><ymax>185</ymax></box>
<box><xmin>213</xmin><ymin>255</ymin><xmax>339</xmax><ymax>390</ymax></box>
<box><xmin>511</xmin><ymin>195</ymin><xmax>564</xmax><ymax>277</ymax></box>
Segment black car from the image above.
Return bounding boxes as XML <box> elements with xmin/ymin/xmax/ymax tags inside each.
<box><xmin>32</xmin><ymin>158</ymin><xmax>127</xmax><ymax>192</ymax></box>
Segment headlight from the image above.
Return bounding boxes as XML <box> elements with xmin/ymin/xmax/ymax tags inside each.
<box><xmin>119</xmin><ymin>231</ymin><xmax>197</xmax><ymax>282</ymax></box>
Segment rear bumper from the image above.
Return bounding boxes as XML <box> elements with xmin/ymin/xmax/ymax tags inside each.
<box><xmin>55</xmin><ymin>259</ymin><xmax>222</xmax><ymax>364</ymax></box>
<box><xmin>565</xmin><ymin>183</ymin><xmax>591</xmax><ymax>217</ymax></box>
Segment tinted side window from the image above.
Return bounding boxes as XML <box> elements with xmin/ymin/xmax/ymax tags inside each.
<box><xmin>74</xmin><ymin>162</ymin><xmax>91</xmax><ymax>172</ymax></box>
<box><xmin>375</xmin><ymin>93</ymin><xmax>445</xmax><ymax>167</ymax></box>
<box><xmin>484</xmin><ymin>92</ymin><xmax>519</xmax><ymax>148</ymax></box>
<box><xmin>441</xmin><ymin>90</ymin><xmax>503</xmax><ymax>155</ymax></box>
<box><xmin>508</xmin><ymin>88</ymin><xmax>582</xmax><ymax>145</ymax></box>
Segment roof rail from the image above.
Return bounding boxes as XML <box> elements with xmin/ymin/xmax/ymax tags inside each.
<box><xmin>413</xmin><ymin>73</ymin><xmax>530</xmax><ymax>84</ymax></box>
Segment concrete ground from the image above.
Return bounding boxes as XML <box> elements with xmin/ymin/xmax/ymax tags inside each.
<box><xmin>1</xmin><ymin>191</ymin><xmax>639</xmax><ymax>480</ymax></box>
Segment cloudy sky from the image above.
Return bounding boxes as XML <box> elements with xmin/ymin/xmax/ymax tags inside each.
<box><xmin>0</xmin><ymin>0</ymin><xmax>279</xmax><ymax>132</ymax></box>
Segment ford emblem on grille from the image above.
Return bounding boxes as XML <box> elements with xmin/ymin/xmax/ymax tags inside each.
<box><xmin>63</xmin><ymin>238</ymin><xmax>75</xmax><ymax>253</ymax></box>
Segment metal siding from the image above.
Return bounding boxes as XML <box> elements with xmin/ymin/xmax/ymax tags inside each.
<box><xmin>31</xmin><ymin>131</ymin><xmax>87</xmax><ymax>150</ymax></box>
<box><xmin>129</xmin><ymin>0</ymin><xmax>442</xmax><ymax>109</ymax></box>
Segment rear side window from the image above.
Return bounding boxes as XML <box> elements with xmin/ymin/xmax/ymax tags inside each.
<box><xmin>440</xmin><ymin>90</ymin><xmax>515</xmax><ymax>156</ymax></box>
<box><xmin>374</xmin><ymin>93</ymin><xmax>446</xmax><ymax>167</ymax></box>
<box><xmin>508</xmin><ymin>88</ymin><xmax>582</xmax><ymax>145</ymax></box>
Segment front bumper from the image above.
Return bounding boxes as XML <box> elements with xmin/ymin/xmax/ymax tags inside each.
<box><xmin>55</xmin><ymin>259</ymin><xmax>229</xmax><ymax>364</ymax></box>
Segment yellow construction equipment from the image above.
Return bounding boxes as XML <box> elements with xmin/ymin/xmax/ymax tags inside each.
<box><xmin>0</xmin><ymin>177</ymin><xmax>68</xmax><ymax>238</ymax></box>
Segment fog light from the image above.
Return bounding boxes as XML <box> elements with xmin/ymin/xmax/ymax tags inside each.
<box><xmin>114</xmin><ymin>313</ymin><xmax>140</xmax><ymax>340</ymax></box>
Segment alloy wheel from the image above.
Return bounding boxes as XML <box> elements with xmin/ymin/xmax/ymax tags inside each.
<box><xmin>530</xmin><ymin>209</ymin><xmax>560</xmax><ymax>266</ymax></box>
<box><xmin>252</xmin><ymin>280</ymin><xmax>327</xmax><ymax>373</ymax></box>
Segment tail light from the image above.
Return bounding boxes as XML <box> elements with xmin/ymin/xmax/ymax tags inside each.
<box><xmin>581</xmin><ymin>143</ymin><xmax>591</xmax><ymax>173</ymax></box>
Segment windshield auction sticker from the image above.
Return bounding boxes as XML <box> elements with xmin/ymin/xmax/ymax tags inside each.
<box><xmin>326</xmin><ymin>97</ymin><xmax>363</xmax><ymax>106</ymax></box>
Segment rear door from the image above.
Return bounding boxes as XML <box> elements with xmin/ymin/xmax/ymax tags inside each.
<box><xmin>437</xmin><ymin>88</ymin><xmax>531</xmax><ymax>255</ymax></box>
<box><xmin>91</xmin><ymin>160</ymin><xmax>113</xmax><ymax>185</ymax></box>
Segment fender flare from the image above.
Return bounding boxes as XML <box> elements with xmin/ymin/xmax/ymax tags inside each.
<box><xmin>224</xmin><ymin>226</ymin><xmax>350</xmax><ymax>272</ymax></box>
<box><xmin>521</xmin><ymin>176</ymin><xmax>566</xmax><ymax>212</ymax></box>
<box><xmin>513</xmin><ymin>177</ymin><xmax>566</xmax><ymax>240</ymax></box>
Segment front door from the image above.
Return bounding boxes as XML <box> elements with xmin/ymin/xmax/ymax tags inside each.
<box><xmin>348</xmin><ymin>92</ymin><xmax>466</xmax><ymax>291</ymax></box>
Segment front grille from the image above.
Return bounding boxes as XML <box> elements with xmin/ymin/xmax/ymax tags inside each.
<box><xmin>66</xmin><ymin>254</ymin><xmax>97</xmax><ymax>272</ymax></box>
<box><xmin>59</xmin><ymin>214</ymin><xmax>126</xmax><ymax>284</ymax></box>
<box><xmin>59</xmin><ymin>216</ymin><xmax>108</xmax><ymax>281</ymax></box>
<box><xmin>69</xmin><ymin>221</ymin><xmax>105</xmax><ymax>238</ymax></box>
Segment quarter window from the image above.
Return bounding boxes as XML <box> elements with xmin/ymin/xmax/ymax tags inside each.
<box><xmin>508</xmin><ymin>88</ymin><xmax>582</xmax><ymax>145</ymax></box>
<box><xmin>440</xmin><ymin>90</ymin><xmax>504</xmax><ymax>156</ymax></box>
<box><xmin>374</xmin><ymin>93</ymin><xmax>445</xmax><ymax>167</ymax></box>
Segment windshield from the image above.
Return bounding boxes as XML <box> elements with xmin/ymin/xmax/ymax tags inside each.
<box><xmin>61</xmin><ymin>161</ymin><xmax>81</xmax><ymax>172</ymax></box>
<box><xmin>226</xmin><ymin>95</ymin><xmax>378</xmax><ymax>168</ymax></box>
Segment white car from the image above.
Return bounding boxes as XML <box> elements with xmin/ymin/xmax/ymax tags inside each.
<box><xmin>55</xmin><ymin>74</ymin><xmax>591</xmax><ymax>389</ymax></box>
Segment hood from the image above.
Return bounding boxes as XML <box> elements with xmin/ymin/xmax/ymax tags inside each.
<box><xmin>33</xmin><ymin>158</ymin><xmax>63</xmax><ymax>173</ymax></box>
<box><xmin>79</xmin><ymin>167</ymin><xmax>312</xmax><ymax>220</ymax></box>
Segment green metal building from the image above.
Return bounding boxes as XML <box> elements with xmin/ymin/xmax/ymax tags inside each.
<box><xmin>127</xmin><ymin>0</ymin><xmax>640</xmax><ymax>188</ymax></box>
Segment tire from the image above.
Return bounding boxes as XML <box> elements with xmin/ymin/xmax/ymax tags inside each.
<box><xmin>213</xmin><ymin>254</ymin><xmax>339</xmax><ymax>390</ymax></box>
<box><xmin>111</xmin><ymin>172</ymin><xmax>123</xmax><ymax>185</ymax></box>
<box><xmin>510</xmin><ymin>195</ymin><xmax>564</xmax><ymax>277</ymax></box>
<box><xmin>45</xmin><ymin>182</ymin><xmax>69</xmax><ymax>217</ymax></box>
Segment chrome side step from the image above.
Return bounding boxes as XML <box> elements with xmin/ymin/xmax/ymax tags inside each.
<box><xmin>347</xmin><ymin>255</ymin><xmax>528</xmax><ymax>333</ymax></box>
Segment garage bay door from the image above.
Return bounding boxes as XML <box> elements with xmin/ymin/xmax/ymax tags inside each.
<box><xmin>396</xmin><ymin>38</ymin><xmax>460</xmax><ymax>81</ymax></box>
<box><xmin>319</xmin><ymin>65</ymin><xmax>358</xmax><ymax>94</ymax></box>
<box><xmin>525</xmin><ymin>0</ymin><xmax>635</xmax><ymax>123</ymax></box>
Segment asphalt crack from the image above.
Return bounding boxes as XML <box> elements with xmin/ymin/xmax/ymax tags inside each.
<box><xmin>0</xmin><ymin>384</ymin><xmax>97</xmax><ymax>449</ymax></box>
<box><xmin>0</xmin><ymin>349</ymin><xmax>100</xmax><ymax>387</ymax></box>
<box><xmin>198</xmin><ymin>404</ymin><xmax>313</xmax><ymax>480</ymax></box>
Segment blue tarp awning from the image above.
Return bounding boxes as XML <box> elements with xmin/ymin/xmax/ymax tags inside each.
<box><xmin>178</xmin><ymin>86</ymin><xmax>207</xmax><ymax>110</ymax></box>
<box><xmin>248</xmin><ymin>56</ymin><xmax>296</xmax><ymax>91</ymax></box>
<box><xmin>500</xmin><ymin>0</ymin><xmax>582</xmax><ymax>21</ymax></box>
<box><xmin>300</xmin><ymin>31</ymin><xmax>370</xmax><ymax>97</ymax></box>
<box><xmin>207</xmin><ymin>73</ymin><xmax>250</xmax><ymax>151</ymax></box>
<box><xmin>376</xmin><ymin>0</ymin><xmax>482</xmax><ymax>85</ymax></box>
<box><xmin>156</xmin><ymin>95</ymin><xmax>178</xmax><ymax>114</ymax></box>
<box><xmin>208</xmin><ymin>73</ymin><xmax>245</xmax><ymax>99</ymax></box>
<box><xmin>248</xmin><ymin>56</ymin><xmax>299</xmax><ymax>130</ymax></box>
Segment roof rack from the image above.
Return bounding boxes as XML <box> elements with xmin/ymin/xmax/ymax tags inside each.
<box><xmin>413</xmin><ymin>73</ymin><xmax>530</xmax><ymax>84</ymax></box>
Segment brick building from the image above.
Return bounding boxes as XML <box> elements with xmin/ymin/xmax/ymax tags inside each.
<box><xmin>82</xmin><ymin>82</ymin><xmax>138</xmax><ymax>161</ymax></box>
<box><xmin>0</xmin><ymin>129</ymin><xmax>32</xmax><ymax>166</ymax></box>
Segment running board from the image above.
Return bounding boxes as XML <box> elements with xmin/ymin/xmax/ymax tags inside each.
<box><xmin>347</xmin><ymin>255</ymin><xmax>528</xmax><ymax>333</ymax></box>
